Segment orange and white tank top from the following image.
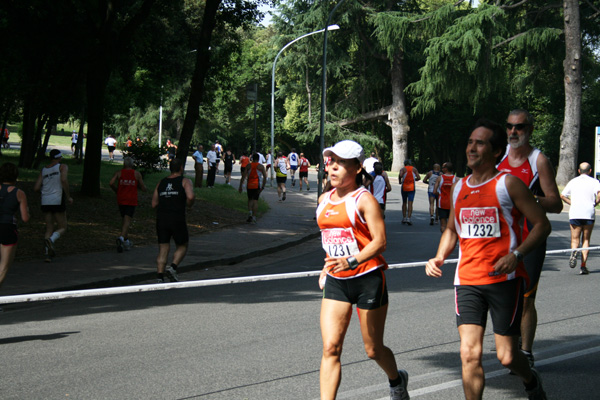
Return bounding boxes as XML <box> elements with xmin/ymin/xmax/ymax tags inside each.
<box><xmin>247</xmin><ymin>162</ymin><xmax>260</xmax><ymax>189</ymax></box>
<box><xmin>316</xmin><ymin>187</ymin><xmax>387</xmax><ymax>279</ymax></box>
<box><xmin>402</xmin><ymin>166</ymin><xmax>415</xmax><ymax>191</ymax></box>
<box><xmin>438</xmin><ymin>174</ymin><xmax>456</xmax><ymax>209</ymax></box>
<box><xmin>452</xmin><ymin>172</ymin><xmax>528</xmax><ymax>286</ymax></box>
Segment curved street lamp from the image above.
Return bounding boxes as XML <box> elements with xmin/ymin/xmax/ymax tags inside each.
<box><xmin>270</xmin><ymin>24</ymin><xmax>340</xmax><ymax>186</ymax></box>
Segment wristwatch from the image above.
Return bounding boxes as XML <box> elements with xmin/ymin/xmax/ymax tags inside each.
<box><xmin>346</xmin><ymin>256</ymin><xmax>359</xmax><ymax>270</ymax></box>
<box><xmin>512</xmin><ymin>250</ymin><xmax>524</xmax><ymax>263</ymax></box>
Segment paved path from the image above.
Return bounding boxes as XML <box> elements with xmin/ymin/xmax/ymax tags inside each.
<box><xmin>1</xmin><ymin>144</ymin><xmax>322</xmax><ymax>297</ymax></box>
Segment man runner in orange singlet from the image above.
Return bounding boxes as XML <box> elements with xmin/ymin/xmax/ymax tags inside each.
<box><xmin>398</xmin><ymin>159</ymin><xmax>420</xmax><ymax>225</ymax></box>
<box><xmin>426</xmin><ymin>119</ymin><xmax>549</xmax><ymax>400</ymax></box>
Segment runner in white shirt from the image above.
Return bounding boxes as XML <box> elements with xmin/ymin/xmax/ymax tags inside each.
<box><xmin>560</xmin><ymin>162</ymin><xmax>600</xmax><ymax>274</ymax></box>
<box><xmin>288</xmin><ymin>148</ymin><xmax>299</xmax><ymax>187</ymax></box>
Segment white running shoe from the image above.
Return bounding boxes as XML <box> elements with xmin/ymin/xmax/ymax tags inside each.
<box><xmin>390</xmin><ymin>369</ymin><xmax>409</xmax><ymax>400</ymax></box>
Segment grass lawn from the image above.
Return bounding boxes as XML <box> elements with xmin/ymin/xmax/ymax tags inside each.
<box><xmin>0</xmin><ymin>145</ymin><xmax>268</xmax><ymax>261</ymax></box>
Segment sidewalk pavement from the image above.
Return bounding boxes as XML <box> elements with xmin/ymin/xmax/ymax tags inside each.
<box><xmin>2</xmin><ymin>157</ymin><xmax>322</xmax><ymax>297</ymax></box>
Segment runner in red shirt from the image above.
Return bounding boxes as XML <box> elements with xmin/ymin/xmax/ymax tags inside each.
<box><xmin>109</xmin><ymin>157</ymin><xmax>147</xmax><ymax>252</ymax></box>
<box><xmin>298</xmin><ymin>153</ymin><xmax>311</xmax><ymax>191</ymax></box>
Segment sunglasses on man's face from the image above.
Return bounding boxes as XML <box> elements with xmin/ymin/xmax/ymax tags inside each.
<box><xmin>506</xmin><ymin>123</ymin><xmax>530</xmax><ymax>131</ymax></box>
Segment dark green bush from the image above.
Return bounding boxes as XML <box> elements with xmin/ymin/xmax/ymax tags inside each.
<box><xmin>122</xmin><ymin>141</ymin><xmax>168</xmax><ymax>175</ymax></box>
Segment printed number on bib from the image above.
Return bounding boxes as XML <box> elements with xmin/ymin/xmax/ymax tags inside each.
<box><xmin>322</xmin><ymin>228</ymin><xmax>360</xmax><ymax>258</ymax></box>
<box><xmin>459</xmin><ymin>207</ymin><xmax>501</xmax><ymax>238</ymax></box>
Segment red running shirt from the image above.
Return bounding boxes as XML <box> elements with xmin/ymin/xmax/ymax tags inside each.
<box><xmin>117</xmin><ymin>169</ymin><xmax>138</xmax><ymax>206</ymax></box>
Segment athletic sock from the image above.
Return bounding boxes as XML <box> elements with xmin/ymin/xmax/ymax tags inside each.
<box><xmin>171</xmin><ymin>263</ymin><xmax>178</xmax><ymax>271</ymax></box>
<box><xmin>157</xmin><ymin>273</ymin><xmax>165</xmax><ymax>280</ymax></box>
<box><xmin>50</xmin><ymin>232</ymin><xmax>60</xmax><ymax>242</ymax></box>
<box><xmin>389</xmin><ymin>373</ymin><xmax>403</xmax><ymax>387</ymax></box>
<box><xmin>581</xmin><ymin>261</ymin><xmax>586</xmax><ymax>267</ymax></box>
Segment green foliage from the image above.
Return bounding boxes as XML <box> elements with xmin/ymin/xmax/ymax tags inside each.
<box><xmin>407</xmin><ymin>4</ymin><xmax>508</xmax><ymax>116</ymax></box>
<box><xmin>122</xmin><ymin>141</ymin><xmax>168</xmax><ymax>175</ymax></box>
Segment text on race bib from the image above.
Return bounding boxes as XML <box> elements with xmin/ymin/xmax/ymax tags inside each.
<box><xmin>459</xmin><ymin>207</ymin><xmax>501</xmax><ymax>238</ymax></box>
<box><xmin>321</xmin><ymin>228</ymin><xmax>360</xmax><ymax>258</ymax></box>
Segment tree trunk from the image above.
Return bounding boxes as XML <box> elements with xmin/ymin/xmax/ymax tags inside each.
<box><xmin>33</xmin><ymin>114</ymin><xmax>56</xmax><ymax>169</ymax></box>
<box><xmin>387</xmin><ymin>52</ymin><xmax>410</xmax><ymax>172</ymax></box>
<box><xmin>556</xmin><ymin>0</ymin><xmax>582</xmax><ymax>186</ymax></box>
<box><xmin>19</xmin><ymin>97</ymin><xmax>37</xmax><ymax>168</ymax></box>
<box><xmin>81</xmin><ymin>64</ymin><xmax>110</xmax><ymax>197</ymax></box>
<box><xmin>177</xmin><ymin>0</ymin><xmax>222</xmax><ymax>162</ymax></box>
<box><xmin>306</xmin><ymin>67</ymin><xmax>312</xmax><ymax>121</ymax></box>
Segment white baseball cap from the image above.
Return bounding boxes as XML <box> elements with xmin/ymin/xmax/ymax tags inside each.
<box><xmin>323</xmin><ymin>140</ymin><xmax>365</xmax><ymax>163</ymax></box>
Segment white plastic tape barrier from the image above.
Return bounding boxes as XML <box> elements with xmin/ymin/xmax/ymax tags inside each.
<box><xmin>0</xmin><ymin>246</ymin><xmax>597</xmax><ymax>305</ymax></box>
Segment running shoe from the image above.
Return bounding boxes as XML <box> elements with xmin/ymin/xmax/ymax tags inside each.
<box><xmin>282</xmin><ymin>192</ymin><xmax>286</xmax><ymax>201</ymax></box>
<box><xmin>155</xmin><ymin>278</ymin><xmax>166</xmax><ymax>284</ymax></box>
<box><xmin>165</xmin><ymin>266</ymin><xmax>179</xmax><ymax>282</ymax></box>
<box><xmin>45</xmin><ymin>238</ymin><xmax>55</xmax><ymax>257</ymax></box>
<box><xmin>389</xmin><ymin>369</ymin><xmax>409</xmax><ymax>400</ymax></box>
<box><xmin>406</xmin><ymin>218</ymin><xmax>412</xmax><ymax>226</ymax></box>
<box><xmin>246</xmin><ymin>215</ymin><xmax>253</xmax><ymax>223</ymax></box>
<box><xmin>116</xmin><ymin>238</ymin><xmax>124</xmax><ymax>253</ymax></box>
<box><xmin>525</xmin><ymin>368</ymin><xmax>547</xmax><ymax>400</ymax></box>
<box><xmin>307</xmin><ymin>186</ymin><xmax>310</xmax><ymax>191</ymax></box>
<box><xmin>580</xmin><ymin>266</ymin><xmax>589</xmax><ymax>275</ymax></box>
<box><xmin>251</xmin><ymin>216</ymin><xmax>257</xmax><ymax>224</ymax></box>
<box><xmin>124</xmin><ymin>240</ymin><xmax>132</xmax><ymax>251</ymax></box>
<box><xmin>402</xmin><ymin>218</ymin><xmax>407</xmax><ymax>224</ymax></box>
<box><xmin>429</xmin><ymin>217</ymin><xmax>434</xmax><ymax>226</ymax></box>
<box><xmin>569</xmin><ymin>250</ymin><xmax>578</xmax><ymax>268</ymax></box>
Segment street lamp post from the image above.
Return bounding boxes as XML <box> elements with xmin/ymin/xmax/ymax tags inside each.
<box><xmin>158</xmin><ymin>85</ymin><xmax>164</xmax><ymax>148</ymax></box>
<box><xmin>318</xmin><ymin>0</ymin><xmax>347</xmax><ymax>199</ymax></box>
<box><xmin>270</xmin><ymin>24</ymin><xmax>340</xmax><ymax>187</ymax></box>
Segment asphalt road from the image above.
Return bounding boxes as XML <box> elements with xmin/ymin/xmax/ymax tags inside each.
<box><xmin>1</xmin><ymin>175</ymin><xmax>599</xmax><ymax>399</ymax></box>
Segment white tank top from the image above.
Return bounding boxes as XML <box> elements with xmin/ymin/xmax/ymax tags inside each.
<box><xmin>41</xmin><ymin>164</ymin><xmax>63</xmax><ymax>205</ymax></box>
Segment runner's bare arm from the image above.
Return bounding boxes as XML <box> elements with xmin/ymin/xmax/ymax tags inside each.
<box><xmin>183</xmin><ymin>178</ymin><xmax>195</xmax><ymax>208</ymax></box>
<box><xmin>493</xmin><ymin>175</ymin><xmax>551</xmax><ymax>275</ymax></box>
<box><xmin>536</xmin><ymin>153</ymin><xmax>563</xmax><ymax>213</ymax></box>
<box><xmin>426</xmin><ymin>184</ymin><xmax>458</xmax><ymax>278</ymax></box>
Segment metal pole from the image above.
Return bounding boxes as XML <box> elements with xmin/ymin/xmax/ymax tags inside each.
<box><xmin>253</xmin><ymin>83</ymin><xmax>258</xmax><ymax>153</ymax></box>
<box><xmin>271</xmin><ymin>25</ymin><xmax>339</xmax><ymax>188</ymax></box>
<box><xmin>318</xmin><ymin>0</ymin><xmax>347</xmax><ymax>200</ymax></box>
<box><xmin>158</xmin><ymin>86</ymin><xmax>163</xmax><ymax>148</ymax></box>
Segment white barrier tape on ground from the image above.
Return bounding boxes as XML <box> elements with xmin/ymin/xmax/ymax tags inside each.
<box><xmin>1</xmin><ymin>247</ymin><xmax>598</xmax><ymax>305</ymax></box>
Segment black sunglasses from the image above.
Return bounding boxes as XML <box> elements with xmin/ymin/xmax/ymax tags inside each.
<box><xmin>506</xmin><ymin>123</ymin><xmax>530</xmax><ymax>131</ymax></box>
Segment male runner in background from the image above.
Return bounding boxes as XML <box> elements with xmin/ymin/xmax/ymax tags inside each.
<box><xmin>497</xmin><ymin>109</ymin><xmax>562</xmax><ymax>367</ymax></box>
<box><xmin>288</xmin><ymin>148</ymin><xmax>299</xmax><ymax>187</ymax></box>
<box><xmin>398</xmin><ymin>159</ymin><xmax>420</xmax><ymax>225</ymax></box>
<box><xmin>560</xmin><ymin>162</ymin><xmax>600</xmax><ymax>275</ymax></box>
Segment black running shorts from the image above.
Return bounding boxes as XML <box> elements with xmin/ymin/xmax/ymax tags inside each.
<box><xmin>247</xmin><ymin>188</ymin><xmax>260</xmax><ymax>201</ymax></box>
<box><xmin>119</xmin><ymin>205</ymin><xmax>136</xmax><ymax>218</ymax></box>
<box><xmin>323</xmin><ymin>268</ymin><xmax>388</xmax><ymax>310</ymax></box>
<box><xmin>156</xmin><ymin>218</ymin><xmax>189</xmax><ymax>245</ymax></box>
<box><xmin>0</xmin><ymin>223</ymin><xmax>18</xmax><ymax>246</ymax></box>
<box><xmin>455</xmin><ymin>278</ymin><xmax>525</xmax><ymax>336</ymax></box>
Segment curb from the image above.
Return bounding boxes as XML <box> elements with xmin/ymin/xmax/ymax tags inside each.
<box><xmin>24</xmin><ymin>230</ymin><xmax>321</xmax><ymax>296</ymax></box>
